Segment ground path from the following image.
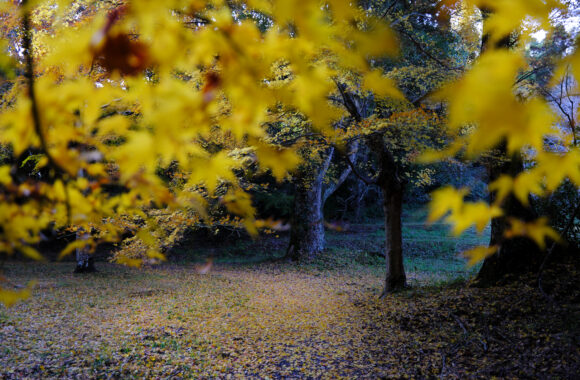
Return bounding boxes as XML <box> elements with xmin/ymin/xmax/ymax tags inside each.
<box><xmin>1</xmin><ymin>261</ymin><xmax>578</xmax><ymax>378</ymax></box>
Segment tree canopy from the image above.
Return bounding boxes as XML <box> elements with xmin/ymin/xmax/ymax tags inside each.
<box><xmin>1</xmin><ymin>0</ymin><xmax>580</xmax><ymax>305</ymax></box>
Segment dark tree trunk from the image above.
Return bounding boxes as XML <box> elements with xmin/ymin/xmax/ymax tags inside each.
<box><xmin>288</xmin><ymin>138</ymin><xmax>361</xmax><ymax>261</ymax></box>
<box><xmin>287</xmin><ymin>147</ymin><xmax>334</xmax><ymax>261</ymax></box>
<box><xmin>381</xmin><ymin>182</ymin><xmax>406</xmax><ymax>293</ymax></box>
<box><xmin>287</xmin><ymin>177</ymin><xmax>325</xmax><ymax>261</ymax></box>
<box><xmin>475</xmin><ymin>148</ymin><xmax>541</xmax><ymax>286</ymax></box>
<box><xmin>367</xmin><ymin>135</ymin><xmax>407</xmax><ymax>294</ymax></box>
<box><xmin>474</xmin><ymin>14</ymin><xmax>534</xmax><ymax>286</ymax></box>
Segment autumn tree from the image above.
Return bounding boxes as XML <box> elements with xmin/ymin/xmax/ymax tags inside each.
<box><xmin>426</xmin><ymin>0</ymin><xmax>580</xmax><ymax>286</ymax></box>
<box><xmin>0</xmin><ymin>0</ymin><xmax>400</xmax><ymax>305</ymax></box>
<box><xmin>328</xmin><ymin>0</ymin><xmax>464</xmax><ymax>293</ymax></box>
<box><xmin>283</xmin><ymin>94</ymin><xmax>367</xmax><ymax>261</ymax></box>
<box><xmin>285</xmin><ymin>0</ymin><xmax>462</xmax><ymax>266</ymax></box>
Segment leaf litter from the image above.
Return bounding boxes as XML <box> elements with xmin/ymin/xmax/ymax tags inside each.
<box><xmin>0</xmin><ymin>258</ymin><xmax>578</xmax><ymax>379</ymax></box>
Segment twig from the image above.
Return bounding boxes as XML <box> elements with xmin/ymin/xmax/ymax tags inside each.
<box><xmin>338</xmin><ymin>149</ymin><xmax>376</xmax><ymax>186</ymax></box>
<box><xmin>451</xmin><ymin>313</ymin><xmax>468</xmax><ymax>335</ymax></box>
<box><xmin>380</xmin><ymin>0</ymin><xmax>398</xmax><ymax>19</ymax></box>
<box><xmin>395</xmin><ymin>27</ymin><xmax>463</xmax><ymax>72</ymax></box>
<box><xmin>514</xmin><ymin>65</ymin><xmax>549</xmax><ymax>86</ymax></box>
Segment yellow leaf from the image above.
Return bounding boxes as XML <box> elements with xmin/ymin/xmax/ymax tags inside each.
<box><xmin>0</xmin><ymin>166</ymin><xmax>11</xmax><ymax>185</ymax></box>
<box><xmin>363</xmin><ymin>70</ymin><xmax>404</xmax><ymax>100</ymax></box>
<box><xmin>416</xmin><ymin>141</ymin><xmax>463</xmax><ymax>164</ymax></box>
<box><xmin>505</xmin><ymin>217</ymin><xmax>561</xmax><ymax>249</ymax></box>
<box><xmin>115</xmin><ymin>256</ymin><xmax>143</xmax><ymax>268</ymax></box>
<box><xmin>537</xmin><ymin>150</ymin><xmax>580</xmax><ymax>191</ymax></box>
<box><xmin>58</xmin><ymin>239</ymin><xmax>92</xmax><ymax>260</ymax></box>
<box><xmin>137</xmin><ymin>230</ymin><xmax>157</xmax><ymax>248</ymax></box>
<box><xmin>147</xmin><ymin>250</ymin><xmax>166</xmax><ymax>261</ymax></box>
<box><xmin>253</xmin><ymin>143</ymin><xmax>300</xmax><ymax>181</ymax></box>
<box><xmin>427</xmin><ymin>187</ymin><xmax>468</xmax><ymax>223</ymax></box>
<box><xmin>462</xmin><ymin>202</ymin><xmax>502</xmax><ymax>234</ymax></box>
<box><xmin>18</xmin><ymin>245</ymin><xmax>44</xmax><ymax>261</ymax></box>
<box><xmin>0</xmin><ymin>281</ymin><xmax>35</xmax><ymax>308</ymax></box>
<box><xmin>462</xmin><ymin>245</ymin><xmax>498</xmax><ymax>267</ymax></box>
<box><xmin>222</xmin><ymin>189</ymin><xmax>256</xmax><ymax>219</ymax></box>
<box><xmin>512</xmin><ymin>171</ymin><xmax>544</xmax><ymax>206</ymax></box>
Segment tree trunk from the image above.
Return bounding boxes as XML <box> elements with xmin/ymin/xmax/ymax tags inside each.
<box><xmin>367</xmin><ymin>134</ymin><xmax>407</xmax><ymax>294</ymax></box>
<box><xmin>322</xmin><ymin>141</ymin><xmax>360</xmax><ymax>205</ymax></box>
<box><xmin>381</xmin><ymin>182</ymin><xmax>406</xmax><ymax>293</ymax></box>
<box><xmin>287</xmin><ymin>147</ymin><xmax>334</xmax><ymax>261</ymax></box>
<box><xmin>74</xmin><ymin>230</ymin><xmax>96</xmax><ymax>273</ymax></box>
<box><xmin>475</xmin><ymin>148</ymin><xmax>541</xmax><ymax>286</ymax></box>
<box><xmin>73</xmin><ymin>169</ymin><xmax>96</xmax><ymax>273</ymax></box>
<box><xmin>287</xmin><ymin>178</ymin><xmax>325</xmax><ymax>261</ymax></box>
<box><xmin>473</xmin><ymin>14</ymin><xmax>535</xmax><ymax>286</ymax></box>
<box><xmin>287</xmin><ymin>139</ymin><xmax>360</xmax><ymax>261</ymax></box>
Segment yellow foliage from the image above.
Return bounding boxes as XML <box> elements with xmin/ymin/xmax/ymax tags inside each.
<box><xmin>363</xmin><ymin>70</ymin><xmax>404</xmax><ymax>100</ymax></box>
<box><xmin>429</xmin><ymin>187</ymin><xmax>502</xmax><ymax>236</ymax></box>
<box><xmin>443</xmin><ymin>50</ymin><xmax>557</xmax><ymax>156</ymax></box>
<box><xmin>0</xmin><ymin>282</ymin><xmax>34</xmax><ymax>308</ymax></box>
<box><xmin>0</xmin><ymin>0</ymin><xmax>577</xmax><ymax>301</ymax></box>
<box><xmin>427</xmin><ymin>187</ymin><xmax>469</xmax><ymax>224</ymax></box>
<box><xmin>253</xmin><ymin>142</ymin><xmax>300</xmax><ymax>181</ymax></box>
<box><xmin>58</xmin><ymin>239</ymin><xmax>93</xmax><ymax>260</ymax></box>
<box><xmin>505</xmin><ymin>218</ymin><xmax>561</xmax><ymax>249</ymax></box>
<box><xmin>462</xmin><ymin>245</ymin><xmax>498</xmax><ymax>267</ymax></box>
<box><xmin>472</xmin><ymin>0</ymin><xmax>562</xmax><ymax>44</ymax></box>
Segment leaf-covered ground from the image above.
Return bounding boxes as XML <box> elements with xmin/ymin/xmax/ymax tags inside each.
<box><xmin>1</xmin><ymin>254</ymin><xmax>579</xmax><ymax>379</ymax></box>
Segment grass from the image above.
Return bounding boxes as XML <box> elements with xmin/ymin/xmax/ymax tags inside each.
<box><xmin>321</xmin><ymin>205</ymin><xmax>487</xmax><ymax>285</ymax></box>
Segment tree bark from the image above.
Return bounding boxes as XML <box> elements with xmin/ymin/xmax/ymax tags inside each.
<box><xmin>367</xmin><ymin>134</ymin><xmax>407</xmax><ymax>294</ymax></box>
<box><xmin>381</xmin><ymin>181</ymin><xmax>406</xmax><ymax>293</ymax></box>
<box><xmin>473</xmin><ymin>9</ymin><xmax>536</xmax><ymax>286</ymax></box>
<box><xmin>323</xmin><ymin>141</ymin><xmax>360</xmax><ymax>204</ymax></box>
<box><xmin>74</xmin><ymin>230</ymin><xmax>96</xmax><ymax>273</ymax></box>
<box><xmin>287</xmin><ymin>177</ymin><xmax>325</xmax><ymax>261</ymax></box>
<box><xmin>475</xmin><ymin>148</ymin><xmax>541</xmax><ymax>286</ymax></box>
<box><xmin>73</xmin><ymin>169</ymin><xmax>96</xmax><ymax>273</ymax></box>
<box><xmin>287</xmin><ymin>148</ymin><xmax>333</xmax><ymax>261</ymax></box>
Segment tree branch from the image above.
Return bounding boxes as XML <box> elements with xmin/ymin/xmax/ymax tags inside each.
<box><xmin>380</xmin><ymin>0</ymin><xmax>399</xmax><ymax>19</ymax></box>
<box><xmin>21</xmin><ymin>6</ymin><xmax>67</xmax><ymax>176</ymax></box>
<box><xmin>395</xmin><ymin>27</ymin><xmax>462</xmax><ymax>72</ymax></box>
<box><xmin>337</xmin><ymin>147</ymin><xmax>376</xmax><ymax>186</ymax></box>
<box><xmin>323</xmin><ymin>140</ymin><xmax>360</xmax><ymax>203</ymax></box>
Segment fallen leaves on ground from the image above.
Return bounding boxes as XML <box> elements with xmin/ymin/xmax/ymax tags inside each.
<box><xmin>0</xmin><ymin>259</ymin><xmax>579</xmax><ymax>378</ymax></box>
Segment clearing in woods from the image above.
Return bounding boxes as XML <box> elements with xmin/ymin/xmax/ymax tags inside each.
<box><xmin>1</xmin><ymin>212</ymin><xmax>578</xmax><ymax>378</ymax></box>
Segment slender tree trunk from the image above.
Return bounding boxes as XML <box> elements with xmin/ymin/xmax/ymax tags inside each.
<box><xmin>367</xmin><ymin>134</ymin><xmax>407</xmax><ymax>294</ymax></box>
<box><xmin>73</xmin><ymin>169</ymin><xmax>96</xmax><ymax>273</ymax></box>
<box><xmin>74</xmin><ymin>230</ymin><xmax>96</xmax><ymax>273</ymax></box>
<box><xmin>381</xmin><ymin>182</ymin><xmax>406</xmax><ymax>293</ymax></box>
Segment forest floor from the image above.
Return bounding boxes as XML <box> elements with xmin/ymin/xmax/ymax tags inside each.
<box><xmin>1</xmin><ymin>210</ymin><xmax>579</xmax><ymax>379</ymax></box>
